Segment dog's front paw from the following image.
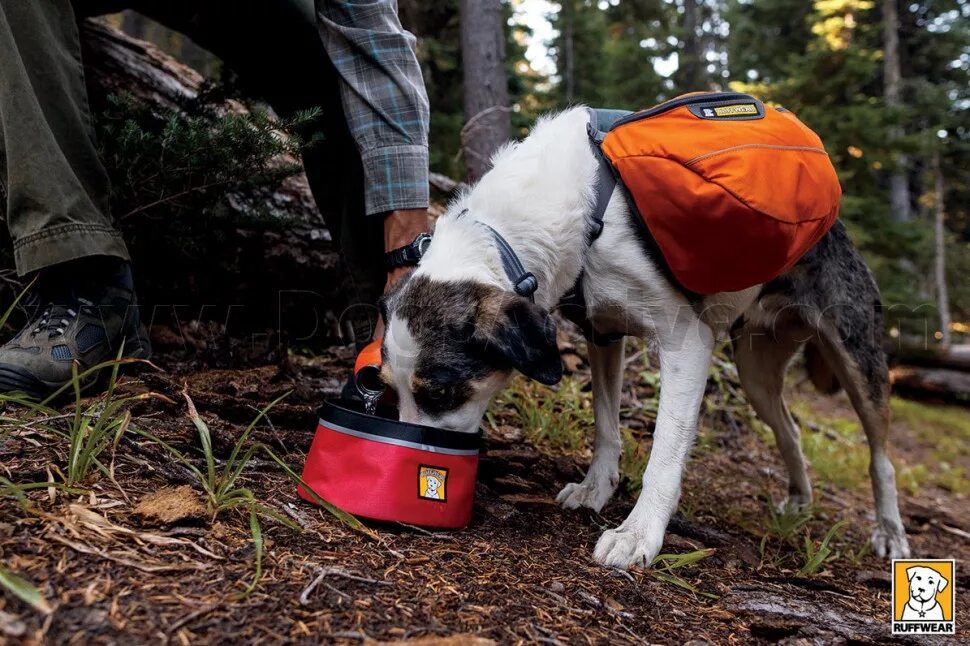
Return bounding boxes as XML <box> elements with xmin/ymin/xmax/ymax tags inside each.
<box><xmin>593</xmin><ymin>527</ymin><xmax>662</xmax><ymax>570</ymax></box>
<box><xmin>556</xmin><ymin>472</ymin><xmax>617</xmax><ymax>512</ymax></box>
<box><xmin>872</xmin><ymin>524</ymin><xmax>911</xmax><ymax>559</ymax></box>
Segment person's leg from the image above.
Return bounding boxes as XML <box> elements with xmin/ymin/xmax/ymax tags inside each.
<box><xmin>0</xmin><ymin>0</ymin><xmax>129</xmax><ymax>275</ymax></box>
<box><xmin>0</xmin><ymin>0</ymin><xmax>149</xmax><ymax>397</ymax></box>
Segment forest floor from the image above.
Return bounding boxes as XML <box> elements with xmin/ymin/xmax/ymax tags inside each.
<box><xmin>1</xmin><ymin>325</ymin><xmax>968</xmax><ymax>645</ymax></box>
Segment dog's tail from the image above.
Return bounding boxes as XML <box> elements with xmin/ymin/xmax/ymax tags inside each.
<box><xmin>804</xmin><ymin>341</ymin><xmax>841</xmax><ymax>395</ymax></box>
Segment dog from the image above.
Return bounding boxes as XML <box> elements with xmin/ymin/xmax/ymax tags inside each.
<box><xmin>901</xmin><ymin>566</ymin><xmax>948</xmax><ymax>620</ymax></box>
<box><xmin>425</xmin><ymin>475</ymin><xmax>442</xmax><ymax>500</ymax></box>
<box><xmin>380</xmin><ymin>107</ymin><xmax>911</xmax><ymax>569</ymax></box>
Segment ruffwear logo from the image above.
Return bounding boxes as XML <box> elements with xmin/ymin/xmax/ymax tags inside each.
<box><xmin>892</xmin><ymin>559</ymin><xmax>955</xmax><ymax>635</ymax></box>
<box><xmin>417</xmin><ymin>465</ymin><xmax>448</xmax><ymax>502</ymax></box>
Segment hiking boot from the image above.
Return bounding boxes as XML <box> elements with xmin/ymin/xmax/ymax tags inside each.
<box><xmin>0</xmin><ymin>258</ymin><xmax>151</xmax><ymax>399</ymax></box>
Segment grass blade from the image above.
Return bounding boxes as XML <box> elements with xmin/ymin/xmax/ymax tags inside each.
<box><xmin>182</xmin><ymin>388</ymin><xmax>216</xmax><ymax>492</ymax></box>
<box><xmin>219</xmin><ymin>393</ymin><xmax>290</xmax><ymax>489</ymax></box>
<box><xmin>259</xmin><ymin>444</ymin><xmax>373</xmax><ymax>537</ymax></box>
<box><xmin>0</xmin><ymin>565</ymin><xmax>52</xmax><ymax>614</ymax></box>
<box><xmin>232</xmin><ymin>507</ymin><xmax>263</xmax><ymax>600</ymax></box>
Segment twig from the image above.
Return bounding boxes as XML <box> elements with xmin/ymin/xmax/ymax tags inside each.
<box><xmin>930</xmin><ymin>519</ymin><xmax>970</xmax><ymax>541</ymax></box>
<box><xmin>121</xmin><ymin>179</ymin><xmax>231</xmax><ymax>219</ymax></box>
<box><xmin>323</xmin><ymin>582</ymin><xmax>352</xmax><ymax>601</ymax></box>
<box><xmin>397</xmin><ymin>522</ymin><xmax>454</xmax><ymax>539</ymax></box>
<box><xmin>47</xmin><ymin>533</ymin><xmax>202</xmax><ymax>573</ymax></box>
<box><xmin>459</xmin><ymin>105</ymin><xmax>513</xmax><ymax>139</ymax></box>
<box><xmin>429</xmin><ymin>171</ymin><xmax>465</xmax><ymax>195</ymax></box>
<box><xmin>167</xmin><ymin>604</ymin><xmax>218</xmax><ymax>633</ymax></box>
<box><xmin>299</xmin><ymin>567</ymin><xmax>390</xmax><ymax>605</ymax></box>
<box><xmin>610</xmin><ymin>567</ymin><xmax>636</xmax><ymax>583</ymax></box>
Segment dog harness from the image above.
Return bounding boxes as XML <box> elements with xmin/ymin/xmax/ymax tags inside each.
<box><xmin>596</xmin><ymin>92</ymin><xmax>841</xmax><ymax>294</ymax></box>
<box><xmin>483</xmin><ymin>92</ymin><xmax>841</xmax><ymax>342</ymax></box>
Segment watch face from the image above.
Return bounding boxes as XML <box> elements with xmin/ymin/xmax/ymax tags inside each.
<box><xmin>415</xmin><ymin>233</ymin><xmax>432</xmax><ymax>256</ymax></box>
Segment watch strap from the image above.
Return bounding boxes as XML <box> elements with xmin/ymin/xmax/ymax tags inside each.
<box><xmin>384</xmin><ymin>233</ymin><xmax>431</xmax><ymax>271</ymax></box>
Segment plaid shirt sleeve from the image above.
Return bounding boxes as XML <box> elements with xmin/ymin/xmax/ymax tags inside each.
<box><xmin>316</xmin><ymin>0</ymin><xmax>431</xmax><ymax>216</ymax></box>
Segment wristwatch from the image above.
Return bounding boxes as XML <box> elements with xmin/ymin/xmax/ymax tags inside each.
<box><xmin>384</xmin><ymin>232</ymin><xmax>433</xmax><ymax>271</ymax></box>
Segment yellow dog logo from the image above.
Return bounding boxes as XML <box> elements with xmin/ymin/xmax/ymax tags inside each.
<box><xmin>418</xmin><ymin>466</ymin><xmax>448</xmax><ymax>502</ymax></box>
<box><xmin>892</xmin><ymin>559</ymin><xmax>956</xmax><ymax>635</ymax></box>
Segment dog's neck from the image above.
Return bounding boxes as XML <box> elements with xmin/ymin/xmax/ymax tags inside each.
<box><xmin>420</xmin><ymin>108</ymin><xmax>599</xmax><ymax>309</ymax></box>
<box><xmin>907</xmin><ymin>597</ymin><xmax>938</xmax><ymax>613</ymax></box>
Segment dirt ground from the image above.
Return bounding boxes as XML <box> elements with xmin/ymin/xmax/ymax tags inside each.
<box><xmin>1</xmin><ymin>329</ymin><xmax>968</xmax><ymax>645</ymax></box>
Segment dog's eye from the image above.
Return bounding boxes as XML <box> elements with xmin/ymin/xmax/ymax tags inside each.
<box><xmin>916</xmin><ymin>576</ymin><xmax>922</xmax><ymax>581</ymax></box>
<box><xmin>426</xmin><ymin>386</ymin><xmax>450</xmax><ymax>401</ymax></box>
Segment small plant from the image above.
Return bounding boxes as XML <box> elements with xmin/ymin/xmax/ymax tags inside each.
<box><xmin>763</xmin><ymin>500</ymin><xmax>816</xmax><ymax>543</ymax></box>
<box><xmin>797</xmin><ymin>520</ymin><xmax>847</xmax><ymax>576</ymax></box>
<box><xmin>134</xmin><ymin>388</ymin><xmax>367</xmax><ymax>598</ymax></box>
<box><xmin>493</xmin><ymin>376</ymin><xmax>593</xmax><ymax>452</ymax></box>
<box><xmin>57</xmin><ymin>355</ymin><xmax>133</xmax><ymax>487</ymax></box>
<box><xmin>618</xmin><ymin>427</ymin><xmax>649</xmax><ymax>495</ymax></box>
<box><xmin>648</xmin><ymin>548</ymin><xmax>717</xmax><ymax>598</ymax></box>
<box><xmin>97</xmin><ymin>92</ymin><xmax>318</xmax><ymax>227</ymax></box>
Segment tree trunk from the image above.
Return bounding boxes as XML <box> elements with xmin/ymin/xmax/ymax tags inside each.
<box><xmin>883</xmin><ymin>0</ymin><xmax>911</xmax><ymax>222</ymax></box>
<box><xmin>562</xmin><ymin>0</ymin><xmax>576</xmax><ymax>103</ymax></box>
<box><xmin>933</xmin><ymin>149</ymin><xmax>952</xmax><ymax>347</ymax></box>
<box><xmin>677</xmin><ymin>0</ymin><xmax>706</xmax><ymax>91</ymax></box>
<box><xmin>459</xmin><ymin>0</ymin><xmax>510</xmax><ymax>182</ymax></box>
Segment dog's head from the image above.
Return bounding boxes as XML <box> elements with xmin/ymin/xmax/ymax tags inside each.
<box><xmin>907</xmin><ymin>566</ymin><xmax>948</xmax><ymax>604</ymax></box>
<box><xmin>380</xmin><ymin>274</ymin><xmax>562</xmax><ymax>434</ymax></box>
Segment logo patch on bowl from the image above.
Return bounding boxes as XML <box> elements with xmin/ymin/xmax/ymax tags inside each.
<box><xmin>418</xmin><ymin>465</ymin><xmax>448</xmax><ymax>502</ymax></box>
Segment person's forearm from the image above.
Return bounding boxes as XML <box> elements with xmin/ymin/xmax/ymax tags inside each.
<box><xmin>315</xmin><ymin>0</ymin><xmax>431</xmax><ymax>217</ymax></box>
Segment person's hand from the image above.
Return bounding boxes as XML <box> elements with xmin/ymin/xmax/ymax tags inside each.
<box><xmin>376</xmin><ymin>208</ymin><xmax>431</xmax><ymax>337</ymax></box>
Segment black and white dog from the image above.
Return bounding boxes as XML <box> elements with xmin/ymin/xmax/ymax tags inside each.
<box><xmin>380</xmin><ymin>107</ymin><xmax>910</xmax><ymax>569</ymax></box>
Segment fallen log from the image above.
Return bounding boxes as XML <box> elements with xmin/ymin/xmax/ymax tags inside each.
<box><xmin>891</xmin><ymin>365</ymin><xmax>970</xmax><ymax>405</ymax></box>
<box><xmin>889</xmin><ymin>343</ymin><xmax>970</xmax><ymax>371</ymax></box>
<box><xmin>73</xmin><ymin>19</ymin><xmax>361</xmax><ymax>348</ymax></box>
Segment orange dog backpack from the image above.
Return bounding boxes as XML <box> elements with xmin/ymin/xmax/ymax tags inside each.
<box><xmin>594</xmin><ymin>92</ymin><xmax>841</xmax><ymax>294</ymax></box>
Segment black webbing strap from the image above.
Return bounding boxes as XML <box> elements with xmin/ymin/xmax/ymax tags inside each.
<box><xmin>585</xmin><ymin>109</ymin><xmax>618</xmax><ymax>246</ymax></box>
<box><xmin>478</xmin><ymin>222</ymin><xmax>538</xmax><ymax>302</ymax></box>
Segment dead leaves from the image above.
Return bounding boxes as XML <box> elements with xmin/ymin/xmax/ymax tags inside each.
<box><xmin>41</xmin><ymin>503</ymin><xmax>221</xmax><ymax>574</ymax></box>
<box><xmin>133</xmin><ymin>485</ymin><xmax>206</xmax><ymax>525</ymax></box>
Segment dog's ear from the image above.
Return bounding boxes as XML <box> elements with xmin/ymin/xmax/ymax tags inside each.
<box><xmin>907</xmin><ymin>567</ymin><xmax>918</xmax><ymax>581</ymax></box>
<box><xmin>479</xmin><ymin>295</ymin><xmax>562</xmax><ymax>385</ymax></box>
<box><xmin>936</xmin><ymin>574</ymin><xmax>948</xmax><ymax>593</ymax></box>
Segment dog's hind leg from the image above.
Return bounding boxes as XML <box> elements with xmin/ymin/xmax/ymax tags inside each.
<box><xmin>594</xmin><ymin>320</ymin><xmax>715</xmax><ymax>569</ymax></box>
<box><xmin>557</xmin><ymin>341</ymin><xmax>624</xmax><ymax>512</ymax></box>
<box><xmin>734</xmin><ymin>325</ymin><xmax>813</xmax><ymax>511</ymax></box>
<box><xmin>813</xmin><ymin>324</ymin><xmax>911</xmax><ymax>559</ymax></box>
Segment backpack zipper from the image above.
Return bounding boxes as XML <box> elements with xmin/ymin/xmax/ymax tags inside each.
<box><xmin>608</xmin><ymin>92</ymin><xmax>757</xmax><ymax>130</ymax></box>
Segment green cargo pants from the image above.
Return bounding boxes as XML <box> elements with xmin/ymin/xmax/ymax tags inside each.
<box><xmin>0</xmin><ymin>0</ymin><xmax>385</xmax><ymax>305</ymax></box>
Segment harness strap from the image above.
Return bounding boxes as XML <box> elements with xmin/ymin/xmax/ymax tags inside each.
<box><xmin>557</xmin><ymin>110</ymin><xmax>627</xmax><ymax>346</ymax></box>
<box><xmin>584</xmin><ymin>110</ymin><xmax>619</xmax><ymax>246</ymax></box>
<box><xmin>478</xmin><ymin>222</ymin><xmax>538</xmax><ymax>302</ymax></box>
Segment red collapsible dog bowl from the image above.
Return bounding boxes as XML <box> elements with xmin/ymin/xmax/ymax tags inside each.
<box><xmin>298</xmin><ymin>399</ymin><xmax>482</xmax><ymax>529</ymax></box>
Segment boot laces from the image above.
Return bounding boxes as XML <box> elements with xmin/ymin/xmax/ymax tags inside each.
<box><xmin>31</xmin><ymin>298</ymin><xmax>92</xmax><ymax>339</ymax></box>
